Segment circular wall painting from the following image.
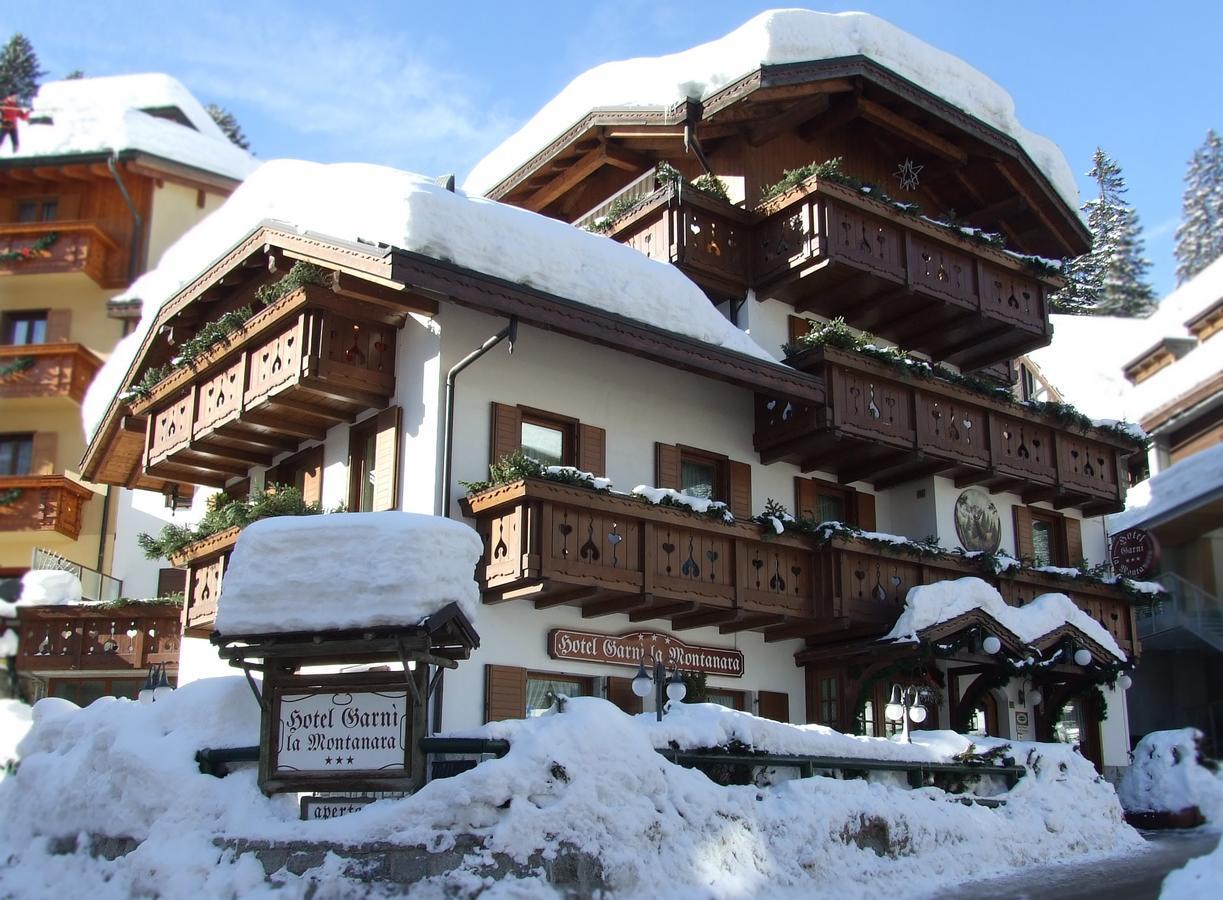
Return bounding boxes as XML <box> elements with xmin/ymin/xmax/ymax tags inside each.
<box><xmin>954</xmin><ymin>488</ymin><xmax>1001</xmax><ymax>553</ymax></box>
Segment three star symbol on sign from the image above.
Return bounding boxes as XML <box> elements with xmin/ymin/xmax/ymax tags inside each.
<box><xmin>322</xmin><ymin>756</ymin><xmax>356</xmax><ymax>765</ymax></box>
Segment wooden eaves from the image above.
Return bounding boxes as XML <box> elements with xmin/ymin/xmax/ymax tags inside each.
<box><xmin>0</xmin><ymin>148</ymin><xmax>244</xmax><ymax>195</ymax></box>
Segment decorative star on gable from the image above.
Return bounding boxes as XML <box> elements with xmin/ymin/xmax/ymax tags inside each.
<box><xmin>894</xmin><ymin>158</ymin><xmax>924</xmax><ymax>192</ymax></box>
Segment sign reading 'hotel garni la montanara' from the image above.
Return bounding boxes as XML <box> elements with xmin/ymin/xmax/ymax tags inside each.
<box><xmin>548</xmin><ymin>628</ymin><xmax>744</xmax><ymax>677</ymax></box>
<box><xmin>275</xmin><ymin>689</ymin><xmax>408</xmax><ymax>774</ymax></box>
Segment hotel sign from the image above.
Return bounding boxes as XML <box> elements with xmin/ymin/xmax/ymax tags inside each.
<box><xmin>548</xmin><ymin>628</ymin><xmax>744</xmax><ymax>678</ymax></box>
<box><xmin>1110</xmin><ymin>528</ymin><xmax>1160</xmax><ymax>580</ymax></box>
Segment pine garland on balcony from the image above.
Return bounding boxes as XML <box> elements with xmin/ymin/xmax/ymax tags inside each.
<box><xmin>0</xmin><ymin>231</ymin><xmax>58</xmax><ymax>263</ymax></box>
<box><xmin>0</xmin><ymin>488</ymin><xmax>23</xmax><ymax>506</ymax></box>
<box><xmin>0</xmin><ymin>356</ymin><xmax>35</xmax><ymax>378</ymax></box>
<box><xmin>586</xmin><ymin>163</ymin><xmax>733</xmax><ymax>234</ymax></box>
<box><xmin>784</xmin><ymin>318</ymin><xmax>1149</xmax><ymax>450</ymax></box>
<box><xmin>93</xmin><ymin>592</ymin><xmax>185</xmax><ymax>610</ymax></box>
<box><xmin>460</xmin><ymin>450</ymin><xmax>612</xmax><ymax>494</ymax></box>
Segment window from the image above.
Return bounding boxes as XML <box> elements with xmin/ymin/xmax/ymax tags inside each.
<box><xmin>1015</xmin><ymin>507</ymin><xmax>1081</xmax><ymax>568</ymax></box>
<box><xmin>15</xmin><ymin>198</ymin><xmax>58</xmax><ymax>223</ymax></box>
<box><xmin>1030</xmin><ymin>514</ymin><xmax>1058</xmax><ymax>567</ymax></box>
<box><xmin>489</xmin><ymin>403</ymin><xmax>606</xmax><ymax>476</ymax></box>
<box><xmin>525</xmin><ymin>672</ymin><xmax>592</xmax><ymax>716</ymax></box>
<box><xmin>679</xmin><ymin>450</ymin><xmax>723</xmax><ymax>501</ymax></box>
<box><xmin>520</xmin><ymin>411</ymin><xmax>573</xmax><ymax>467</ymax></box>
<box><xmin>267</xmin><ymin>446</ymin><xmax>323</xmax><ymax>506</ymax></box>
<box><xmin>795</xmin><ymin>476</ymin><xmax>874</xmax><ymax>529</ymax></box>
<box><xmin>347</xmin><ymin>407</ymin><xmax>400</xmax><ymax>512</ymax></box>
<box><xmin>818</xmin><ymin>676</ymin><xmax>839</xmax><ymax>725</ymax></box>
<box><xmin>704</xmin><ymin>688</ymin><xmax>747</xmax><ymax>711</ymax></box>
<box><xmin>0</xmin><ymin>435</ymin><xmax>34</xmax><ymax>476</ymax></box>
<box><xmin>349</xmin><ymin>423</ymin><xmax>378</xmax><ymax>512</ymax></box>
<box><xmin>857</xmin><ymin>699</ymin><xmax>876</xmax><ymax>737</ymax></box>
<box><xmin>49</xmin><ymin>677</ymin><xmax>150</xmax><ymax>706</ymax></box>
<box><xmin>2</xmin><ymin>311</ymin><xmax>48</xmax><ymax>345</ymax></box>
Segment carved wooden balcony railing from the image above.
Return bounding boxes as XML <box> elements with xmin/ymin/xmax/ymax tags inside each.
<box><xmin>754</xmin><ymin>345</ymin><xmax>1133</xmax><ymax>515</ymax></box>
<box><xmin>170</xmin><ymin>526</ymin><xmax>240</xmax><ymax>637</ymax></box>
<box><xmin>0</xmin><ymin>343</ymin><xmax>102</xmax><ymax>403</ymax></box>
<box><xmin>460</xmin><ymin>479</ymin><xmax>1138</xmax><ymax>655</ymax></box>
<box><xmin>14</xmin><ymin>604</ymin><xmax>182</xmax><ymax>674</ymax></box>
<box><xmin>607</xmin><ymin>184</ymin><xmax>752</xmax><ymax>301</ymax></box>
<box><xmin>132</xmin><ymin>286</ymin><xmax>400</xmax><ymax>487</ymax></box>
<box><xmin>0</xmin><ymin>475</ymin><xmax>93</xmax><ymax>539</ymax></box>
<box><xmin>752</xmin><ymin>178</ymin><xmax>1056</xmax><ymax>368</ymax></box>
<box><xmin>0</xmin><ymin>221</ymin><xmax>121</xmax><ymax>287</ymax></box>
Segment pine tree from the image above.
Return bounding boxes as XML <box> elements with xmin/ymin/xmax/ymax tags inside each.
<box><xmin>206</xmin><ymin>104</ymin><xmax>251</xmax><ymax>151</ymax></box>
<box><xmin>1174</xmin><ymin>130</ymin><xmax>1223</xmax><ymax>284</ymax></box>
<box><xmin>64</xmin><ymin>69</ymin><xmax>84</xmax><ymax>80</ymax></box>
<box><xmin>1051</xmin><ymin>148</ymin><xmax>1156</xmax><ymax>317</ymax></box>
<box><xmin>0</xmin><ymin>33</ymin><xmax>45</xmax><ymax>103</ymax></box>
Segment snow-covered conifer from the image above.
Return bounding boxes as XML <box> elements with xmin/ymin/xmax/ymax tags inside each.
<box><xmin>206</xmin><ymin>103</ymin><xmax>251</xmax><ymax>151</ymax></box>
<box><xmin>0</xmin><ymin>34</ymin><xmax>45</xmax><ymax>103</ymax></box>
<box><xmin>1174</xmin><ymin>129</ymin><xmax>1223</xmax><ymax>284</ymax></box>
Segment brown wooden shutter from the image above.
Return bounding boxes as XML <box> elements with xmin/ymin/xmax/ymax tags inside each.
<box><xmin>578</xmin><ymin>423</ymin><xmax>606</xmax><ymax>476</ymax></box>
<box><xmin>787</xmin><ymin>314</ymin><xmax>811</xmax><ymax>347</ymax></box>
<box><xmin>758</xmin><ymin>690</ymin><xmax>790</xmax><ymax>723</ymax></box>
<box><xmin>57</xmin><ymin>193</ymin><xmax>82</xmax><ymax>219</ymax></box>
<box><xmin>45</xmin><ymin>309</ymin><xmax>72</xmax><ymax>343</ymax></box>
<box><xmin>1064</xmin><ymin>517</ymin><xmax>1083</xmax><ymax>566</ymax></box>
<box><xmin>371</xmin><ymin>405</ymin><xmax>401</xmax><ymax>512</ymax></box>
<box><xmin>655</xmin><ymin>443</ymin><xmax>680</xmax><ymax>490</ymax></box>
<box><xmin>490</xmin><ymin>402</ymin><xmax>522</xmax><ymax>465</ymax></box>
<box><xmin>30</xmin><ymin>432</ymin><xmax>57</xmax><ymax>475</ymax></box>
<box><xmin>607</xmin><ymin>676</ymin><xmax>643</xmax><ymax>715</ymax></box>
<box><xmin>157</xmin><ymin>567</ymin><xmax>187</xmax><ymax>597</ymax></box>
<box><xmin>299</xmin><ymin>445</ymin><xmax>324</xmax><ymax>506</ymax></box>
<box><xmin>1013</xmin><ymin>506</ymin><xmax>1034</xmax><ymax>561</ymax></box>
<box><xmin>794</xmin><ymin>476</ymin><xmax>817</xmax><ymax>520</ymax></box>
<box><xmin>484</xmin><ymin>664</ymin><xmax>526</xmax><ymax>722</ymax></box>
<box><xmin>854</xmin><ymin>491</ymin><xmax>877</xmax><ymax>531</ymax></box>
<box><xmin>728</xmin><ymin>460</ymin><xmax>752</xmax><ymax>518</ymax></box>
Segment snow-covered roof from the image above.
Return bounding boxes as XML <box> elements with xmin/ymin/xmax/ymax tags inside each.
<box><xmin>884</xmin><ymin>576</ymin><xmax>1126</xmax><ymax>661</ymax></box>
<box><xmin>10</xmin><ymin>74</ymin><xmax>256</xmax><ymax>182</ymax></box>
<box><xmin>214</xmin><ymin>512</ymin><xmax>484</xmax><ymax>635</ymax></box>
<box><xmin>464</xmin><ymin>10</ymin><xmax>1078</xmax><ymax>209</ymax></box>
<box><xmin>1108</xmin><ymin>440</ymin><xmax>1223</xmax><ymax>533</ymax></box>
<box><xmin>83</xmin><ymin>160</ymin><xmax>777</xmax><ymax>441</ymax></box>
<box><xmin>1029</xmin><ymin>257</ymin><xmax>1223</xmax><ymax>424</ymax></box>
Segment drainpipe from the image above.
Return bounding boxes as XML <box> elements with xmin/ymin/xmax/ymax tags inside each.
<box><xmin>107</xmin><ymin>153</ymin><xmax>144</xmax><ymax>281</ymax></box>
<box><xmin>95</xmin><ymin>485</ymin><xmax>112</xmax><ymax>573</ymax></box>
<box><xmin>439</xmin><ymin>317</ymin><xmax>518</xmax><ymax>517</ymax></box>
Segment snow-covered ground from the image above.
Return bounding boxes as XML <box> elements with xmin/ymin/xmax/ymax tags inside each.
<box><xmin>0</xmin><ymin>676</ymin><xmax>1144</xmax><ymax>898</ymax></box>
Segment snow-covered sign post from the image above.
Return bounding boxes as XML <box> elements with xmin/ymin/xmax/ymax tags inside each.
<box><xmin>209</xmin><ymin>513</ymin><xmax>482</xmax><ymax>800</ymax></box>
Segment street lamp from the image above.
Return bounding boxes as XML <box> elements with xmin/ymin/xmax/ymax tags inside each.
<box><xmin>139</xmin><ymin>663</ymin><xmax>174</xmax><ymax>704</ymax></box>
<box><xmin>884</xmin><ymin>684</ymin><xmax>928</xmax><ymax>743</ymax></box>
<box><xmin>632</xmin><ymin>657</ymin><xmax>687</xmax><ymax>722</ymax></box>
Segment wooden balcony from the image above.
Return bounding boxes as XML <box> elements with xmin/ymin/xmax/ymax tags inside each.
<box><xmin>0</xmin><ymin>343</ymin><xmax>102</xmax><ymax>403</ymax></box>
<box><xmin>170</xmin><ymin>526</ymin><xmax>239</xmax><ymax>637</ymax></box>
<box><xmin>133</xmin><ymin>286</ymin><xmax>400</xmax><ymax>487</ymax></box>
<box><xmin>0</xmin><ymin>475</ymin><xmax>94</xmax><ymax>539</ymax></box>
<box><xmin>0</xmin><ymin>222</ymin><xmax>120</xmax><ymax>288</ymax></box>
<box><xmin>754</xmin><ymin>346</ymin><xmax>1132</xmax><ymax>515</ymax></box>
<box><xmin>752</xmin><ymin>179</ymin><xmax>1055</xmax><ymax>368</ymax></box>
<box><xmin>608</xmin><ymin>184</ymin><xmax>751</xmax><ymax>301</ymax></box>
<box><xmin>461</xmin><ymin>479</ymin><xmax>1138</xmax><ymax>655</ymax></box>
<box><xmin>14</xmin><ymin>604</ymin><xmax>181</xmax><ymax>674</ymax></box>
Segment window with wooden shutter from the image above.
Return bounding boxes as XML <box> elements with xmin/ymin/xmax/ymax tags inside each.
<box><xmin>0</xmin><ymin>434</ymin><xmax>34</xmax><ymax>476</ymax></box>
<box><xmin>267</xmin><ymin>445</ymin><xmax>324</xmax><ymax>506</ymax></box>
<box><xmin>1065</xmin><ymin>517</ymin><xmax>1083</xmax><ymax>566</ymax></box>
<box><xmin>727</xmin><ymin>460</ymin><xmax>752</xmax><ymax>519</ymax></box>
<box><xmin>44</xmin><ymin>309</ymin><xmax>72</xmax><ymax>343</ymax></box>
<box><xmin>1014</xmin><ymin>505</ymin><xmax>1077</xmax><ymax>567</ymax></box>
<box><xmin>490</xmin><ymin>402</ymin><xmax>523</xmax><ymax>464</ymax></box>
<box><xmin>156</xmin><ymin>568</ymin><xmax>187</xmax><ymax>598</ymax></box>
<box><xmin>484</xmin><ymin>664</ymin><xmax>527</xmax><ymax>722</ymax></box>
<box><xmin>757</xmin><ymin>690</ymin><xmax>790</xmax><ymax>723</ymax></box>
<box><xmin>348</xmin><ymin>406</ymin><xmax>400</xmax><ymax>512</ymax></box>
<box><xmin>489</xmin><ymin>403</ymin><xmax>605</xmax><ymax>475</ymax></box>
<box><xmin>29</xmin><ymin>432</ymin><xmax>57</xmax><ymax>475</ymax></box>
<box><xmin>655</xmin><ymin>442</ymin><xmax>681</xmax><ymax>490</ymax></box>
<box><xmin>577</xmin><ymin>423</ymin><xmax>607</xmax><ymax>476</ymax></box>
<box><xmin>794</xmin><ymin>476</ymin><xmax>872</xmax><ymax>528</ymax></box>
<box><xmin>855</xmin><ymin>492</ymin><xmax>876</xmax><ymax>531</ymax></box>
<box><xmin>1013</xmin><ymin>506</ymin><xmax>1035</xmax><ymax>561</ymax></box>
<box><xmin>787</xmin><ymin>314</ymin><xmax>814</xmax><ymax>348</ymax></box>
<box><xmin>657</xmin><ymin>443</ymin><xmax>750</xmax><ymax>512</ymax></box>
<box><xmin>2</xmin><ymin>310</ymin><xmax>48</xmax><ymax>345</ymax></box>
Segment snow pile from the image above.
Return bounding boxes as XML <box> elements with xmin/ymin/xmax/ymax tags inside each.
<box><xmin>1162</xmin><ymin>842</ymin><xmax>1223</xmax><ymax>899</ymax></box>
<box><xmin>543</xmin><ymin>465</ymin><xmax>612</xmax><ymax>491</ymax></box>
<box><xmin>17</xmin><ymin>569</ymin><xmax>83</xmax><ymax>607</ymax></box>
<box><xmin>1109</xmin><ymin>441</ymin><xmax>1223</xmax><ymax>533</ymax></box>
<box><xmin>0</xmin><ymin>700</ymin><xmax>33</xmax><ymax>775</ymax></box>
<box><xmin>0</xmin><ymin>628</ymin><xmax>17</xmax><ymax>657</ymax></box>
<box><xmin>465</xmin><ymin>9</ymin><xmax>1078</xmax><ymax>208</ymax></box>
<box><xmin>1117</xmin><ymin>728</ymin><xmax>1223</xmax><ymax>822</ymax></box>
<box><xmin>17</xmin><ymin>74</ymin><xmax>256</xmax><ymax>182</ymax></box>
<box><xmin>0</xmin><ymin>686</ymin><xmax>1141</xmax><ymax>898</ymax></box>
<box><xmin>215</xmin><ymin>512</ymin><xmax>483</xmax><ymax>635</ymax></box>
<box><xmin>84</xmin><ymin>160</ymin><xmax>777</xmax><ymax>441</ymax></box>
<box><xmin>632</xmin><ymin>484</ymin><xmax>734</xmax><ymax>522</ymax></box>
<box><xmin>885</xmin><ymin>577</ymin><xmax>1126</xmax><ymax>661</ymax></box>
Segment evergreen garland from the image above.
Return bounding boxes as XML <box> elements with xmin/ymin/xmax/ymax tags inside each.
<box><xmin>0</xmin><ymin>356</ymin><xmax>35</xmax><ymax>378</ymax></box>
<box><xmin>460</xmin><ymin>450</ymin><xmax>612</xmax><ymax>494</ymax></box>
<box><xmin>0</xmin><ymin>488</ymin><xmax>22</xmax><ymax>506</ymax></box>
<box><xmin>587</xmin><ymin>163</ymin><xmax>732</xmax><ymax>233</ymax></box>
<box><xmin>0</xmin><ymin>232</ymin><xmax>58</xmax><ymax>263</ymax></box>
<box><xmin>1174</xmin><ymin>129</ymin><xmax>1223</xmax><ymax>284</ymax></box>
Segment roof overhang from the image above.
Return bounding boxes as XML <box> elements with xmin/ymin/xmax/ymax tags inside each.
<box><xmin>0</xmin><ymin>148</ymin><xmax>244</xmax><ymax>194</ymax></box>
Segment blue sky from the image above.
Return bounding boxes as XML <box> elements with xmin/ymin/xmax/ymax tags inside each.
<box><xmin>6</xmin><ymin>1</ymin><xmax>1221</xmax><ymax>296</ymax></box>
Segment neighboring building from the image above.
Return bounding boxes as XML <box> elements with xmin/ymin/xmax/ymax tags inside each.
<box><xmin>84</xmin><ymin>12</ymin><xmax>1143</xmax><ymax>773</ymax></box>
<box><xmin>1032</xmin><ymin>257</ymin><xmax>1223</xmax><ymax>754</ymax></box>
<box><xmin>0</xmin><ymin>74</ymin><xmax>255</xmax><ymax>702</ymax></box>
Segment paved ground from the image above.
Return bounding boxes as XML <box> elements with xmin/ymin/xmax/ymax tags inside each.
<box><xmin>936</xmin><ymin>829</ymin><xmax>1219</xmax><ymax>899</ymax></box>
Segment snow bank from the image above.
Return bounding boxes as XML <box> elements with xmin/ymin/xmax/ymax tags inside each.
<box><xmin>17</xmin><ymin>569</ymin><xmax>83</xmax><ymax>607</ymax></box>
<box><xmin>17</xmin><ymin>74</ymin><xmax>256</xmax><ymax>182</ymax></box>
<box><xmin>885</xmin><ymin>576</ymin><xmax>1126</xmax><ymax>661</ymax></box>
<box><xmin>1162</xmin><ymin>840</ymin><xmax>1223</xmax><ymax>899</ymax></box>
<box><xmin>84</xmin><ymin>160</ymin><xmax>776</xmax><ymax>441</ymax></box>
<box><xmin>0</xmin><ymin>628</ymin><xmax>17</xmax><ymax>657</ymax></box>
<box><xmin>0</xmin><ymin>699</ymin><xmax>33</xmax><ymax>775</ymax></box>
<box><xmin>1109</xmin><ymin>441</ymin><xmax>1223</xmax><ymax>533</ymax></box>
<box><xmin>214</xmin><ymin>512</ymin><xmax>483</xmax><ymax>635</ymax></box>
<box><xmin>0</xmin><ymin>686</ymin><xmax>1140</xmax><ymax>898</ymax></box>
<box><xmin>1118</xmin><ymin>728</ymin><xmax>1223</xmax><ymax>822</ymax></box>
<box><xmin>464</xmin><ymin>9</ymin><xmax>1078</xmax><ymax>209</ymax></box>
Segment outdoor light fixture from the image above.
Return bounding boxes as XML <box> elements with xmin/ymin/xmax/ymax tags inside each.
<box><xmin>884</xmin><ymin>684</ymin><xmax>928</xmax><ymax>743</ymax></box>
<box><xmin>139</xmin><ymin>663</ymin><xmax>174</xmax><ymax>704</ymax></box>
<box><xmin>632</xmin><ymin>657</ymin><xmax>687</xmax><ymax>721</ymax></box>
<box><xmin>981</xmin><ymin>634</ymin><xmax>1002</xmax><ymax>655</ymax></box>
<box><xmin>1020</xmin><ymin>679</ymin><xmax>1043</xmax><ymax>708</ymax></box>
<box><xmin>1119</xmin><ymin>674</ymin><xmax>1133</xmax><ymax>691</ymax></box>
<box><xmin>1073</xmin><ymin>647</ymin><xmax>1093</xmax><ymax>667</ymax></box>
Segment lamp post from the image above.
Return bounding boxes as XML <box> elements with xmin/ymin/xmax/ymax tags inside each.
<box><xmin>138</xmin><ymin>662</ymin><xmax>174</xmax><ymax>704</ymax></box>
<box><xmin>631</xmin><ymin>657</ymin><xmax>687</xmax><ymax>721</ymax></box>
<box><xmin>884</xmin><ymin>684</ymin><xmax>928</xmax><ymax>743</ymax></box>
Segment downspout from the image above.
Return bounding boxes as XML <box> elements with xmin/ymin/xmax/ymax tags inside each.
<box><xmin>439</xmin><ymin>317</ymin><xmax>518</xmax><ymax>517</ymax></box>
<box><xmin>107</xmin><ymin>153</ymin><xmax>144</xmax><ymax>281</ymax></box>
<box><xmin>95</xmin><ymin>486</ymin><xmax>112</xmax><ymax>574</ymax></box>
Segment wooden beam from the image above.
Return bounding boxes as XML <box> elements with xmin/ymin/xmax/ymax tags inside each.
<box><xmin>630</xmin><ymin>600</ymin><xmax>695</xmax><ymax>622</ymax></box>
<box><xmin>954</xmin><ymin>469</ymin><xmax>996</xmax><ymax>489</ymax></box>
<box><xmin>838</xmin><ymin>448</ymin><xmax>913</xmax><ymax>485</ymax></box>
<box><xmin>746</xmin><ymin>94</ymin><xmax>831</xmax><ymax>147</ymax></box>
<box><xmin>522</xmin><ymin>147</ymin><xmax>611</xmax><ymax>212</ymax></box>
<box><xmin>534</xmin><ymin>588</ymin><xmax>601</xmax><ymax>610</ymax></box>
<box><xmin>1020</xmin><ymin>485</ymin><xmax>1060</xmax><ymax>505</ymax></box>
<box><xmin>856</xmin><ymin>98</ymin><xmax>968</xmax><ymax>165</ymax></box>
<box><xmin>873</xmin><ymin>458</ymin><xmax>953</xmax><ymax>491</ymax></box>
<box><xmin>993</xmin><ymin>160</ymin><xmax>1076</xmax><ymax>256</ymax></box>
<box><xmin>331</xmin><ymin>271</ymin><xmax>437</xmax><ymax>316</ymax></box>
<box><xmin>671</xmin><ymin>608</ymin><xmax>739</xmax><ymax>630</ymax></box>
<box><xmin>797</xmin><ymin>94</ymin><xmax>861</xmax><ymax>141</ymax></box>
<box><xmin>719</xmin><ymin>614</ymin><xmax>784</xmax><ymax>634</ymax></box>
<box><xmin>581</xmin><ymin>595</ymin><xmax>647</xmax><ymax>619</ymax></box>
<box><xmin>601</xmin><ymin>140</ymin><xmax>648</xmax><ymax>172</ymax></box>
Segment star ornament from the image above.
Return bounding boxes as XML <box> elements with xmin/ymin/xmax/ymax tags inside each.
<box><xmin>894</xmin><ymin>158</ymin><xmax>924</xmax><ymax>192</ymax></box>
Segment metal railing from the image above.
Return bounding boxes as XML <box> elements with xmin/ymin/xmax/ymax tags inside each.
<box><xmin>1138</xmin><ymin>572</ymin><xmax>1223</xmax><ymax>650</ymax></box>
<box><xmin>30</xmin><ymin>547</ymin><xmax>123</xmax><ymax>603</ymax></box>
